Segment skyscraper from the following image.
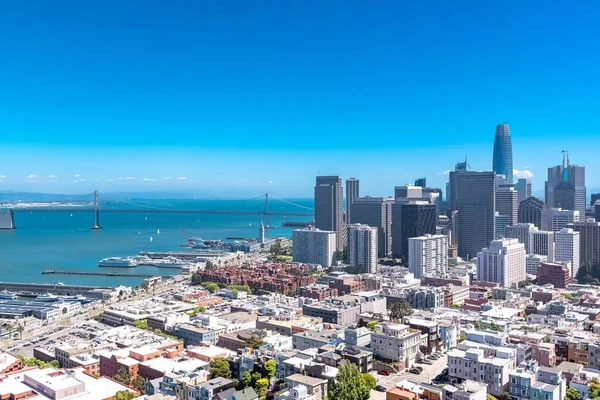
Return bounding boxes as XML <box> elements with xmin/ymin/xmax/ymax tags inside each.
<box><xmin>408</xmin><ymin>234</ymin><xmax>448</xmax><ymax>278</ymax></box>
<box><xmin>349</xmin><ymin>197</ymin><xmax>393</xmax><ymax>257</ymax></box>
<box><xmin>515</xmin><ymin>178</ymin><xmax>532</xmax><ymax>203</ymax></box>
<box><xmin>547</xmin><ymin>208</ymin><xmax>579</xmax><ymax>232</ymax></box>
<box><xmin>505</xmin><ymin>223</ymin><xmax>538</xmax><ymax>252</ymax></box>
<box><xmin>529</xmin><ymin>230</ymin><xmax>554</xmax><ymax>261</ymax></box>
<box><xmin>347</xmin><ymin>224</ymin><xmax>378</xmax><ymax>273</ymax></box>
<box><xmin>345</xmin><ymin>178</ymin><xmax>360</xmax><ymax>225</ymax></box>
<box><xmin>492</xmin><ymin>123</ymin><xmax>513</xmax><ymax>184</ymax></box>
<box><xmin>518</xmin><ymin>196</ymin><xmax>546</xmax><ymax>230</ymax></box>
<box><xmin>292</xmin><ymin>227</ymin><xmax>337</xmax><ymax>267</ymax></box>
<box><xmin>456</xmin><ymin>171</ymin><xmax>496</xmax><ymax>260</ymax></box>
<box><xmin>554</xmin><ymin>227</ymin><xmax>580</xmax><ymax>278</ymax></box>
<box><xmin>414</xmin><ymin>178</ymin><xmax>427</xmax><ymax>187</ymax></box>
<box><xmin>477</xmin><ymin>238</ymin><xmax>526</xmax><ymax>288</ymax></box>
<box><xmin>495</xmin><ymin>183</ymin><xmax>518</xmax><ymax>238</ymax></box>
<box><xmin>391</xmin><ymin>202</ymin><xmax>437</xmax><ymax>259</ymax></box>
<box><xmin>569</xmin><ymin>221</ymin><xmax>600</xmax><ymax>268</ymax></box>
<box><xmin>545</xmin><ymin>152</ymin><xmax>586</xmax><ymax>216</ymax></box>
<box><xmin>314</xmin><ymin>176</ymin><xmax>345</xmax><ymax>251</ymax></box>
<box><xmin>448</xmin><ymin>158</ymin><xmax>469</xmax><ymax>215</ymax></box>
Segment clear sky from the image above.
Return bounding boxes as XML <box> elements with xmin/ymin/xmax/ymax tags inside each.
<box><xmin>1</xmin><ymin>1</ymin><xmax>599</xmax><ymax>198</ymax></box>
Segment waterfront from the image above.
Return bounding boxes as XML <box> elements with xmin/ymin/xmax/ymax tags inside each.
<box><xmin>0</xmin><ymin>199</ymin><xmax>312</xmax><ymax>287</ymax></box>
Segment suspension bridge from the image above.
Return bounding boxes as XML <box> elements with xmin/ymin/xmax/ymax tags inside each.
<box><xmin>0</xmin><ymin>192</ymin><xmax>314</xmax><ymax>229</ymax></box>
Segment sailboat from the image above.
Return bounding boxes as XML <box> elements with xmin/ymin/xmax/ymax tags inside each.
<box><xmin>157</xmin><ymin>228</ymin><xmax>160</xmax><ymax>235</ymax></box>
<box><xmin>150</xmin><ymin>236</ymin><xmax>153</xmax><ymax>242</ymax></box>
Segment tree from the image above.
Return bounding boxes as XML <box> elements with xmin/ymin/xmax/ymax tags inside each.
<box><xmin>241</xmin><ymin>371</ymin><xmax>252</xmax><ymax>388</ymax></box>
<box><xmin>486</xmin><ymin>395</ymin><xmax>498</xmax><ymax>400</ymax></box>
<box><xmin>565</xmin><ymin>387</ymin><xmax>579</xmax><ymax>400</ymax></box>
<box><xmin>134</xmin><ymin>319</ymin><xmax>148</xmax><ymax>330</ymax></box>
<box><xmin>389</xmin><ymin>300</ymin><xmax>413</xmax><ymax>321</ymax></box>
<box><xmin>459</xmin><ymin>334</ymin><xmax>467</xmax><ymax>343</ymax></box>
<box><xmin>329</xmin><ymin>362</ymin><xmax>371</xmax><ymax>400</ymax></box>
<box><xmin>542</xmin><ymin>336</ymin><xmax>551</xmax><ymax>343</ymax></box>
<box><xmin>518</xmin><ymin>280</ymin><xmax>531</xmax><ymax>289</ymax></box>
<box><xmin>362</xmin><ymin>373</ymin><xmax>376</xmax><ymax>391</ymax></box>
<box><xmin>133</xmin><ymin>374</ymin><xmax>146</xmax><ymax>393</ymax></box>
<box><xmin>188</xmin><ymin>306</ymin><xmax>206</xmax><ymax>316</ymax></box>
<box><xmin>114</xmin><ymin>367</ymin><xmax>132</xmax><ymax>385</ymax></box>
<box><xmin>49</xmin><ymin>360</ymin><xmax>60</xmax><ymax>368</ymax></box>
<box><xmin>112</xmin><ymin>391</ymin><xmax>135</xmax><ymax>400</ymax></box>
<box><xmin>498</xmin><ymin>393</ymin><xmax>511</xmax><ymax>400</ymax></box>
<box><xmin>204</xmin><ymin>282</ymin><xmax>220</xmax><ymax>294</ymax></box>
<box><xmin>366</xmin><ymin>321</ymin><xmax>379</xmax><ymax>331</ymax></box>
<box><xmin>245</xmin><ymin>335</ymin><xmax>266</xmax><ymax>349</ymax></box>
<box><xmin>209</xmin><ymin>358</ymin><xmax>232</xmax><ymax>379</ymax></box>
<box><xmin>564</xmin><ymin>292</ymin><xmax>574</xmax><ymax>299</ymax></box>
<box><xmin>251</xmin><ymin>372</ymin><xmax>262</xmax><ymax>387</ymax></box>
<box><xmin>205</xmin><ymin>260</ymin><xmax>216</xmax><ymax>270</ymax></box>
<box><xmin>255</xmin><ymin>378</ymin><xmax>269</xmax><ymax>396</ymax></box>
<box><xmin>264</xmin><ymin>359</ymin><xmax>276</xmax><ymax>380</ymax></box>
<box><xmin>191</xmin><ymin>272</ymin><xmax>202</xmax><ymax>284</ymax></box>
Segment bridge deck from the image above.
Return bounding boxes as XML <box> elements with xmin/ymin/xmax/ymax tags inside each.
<box><xmin>11</xmin><ymin>208</ymin><xmax>313</xmax><ymax>216</ymax></box>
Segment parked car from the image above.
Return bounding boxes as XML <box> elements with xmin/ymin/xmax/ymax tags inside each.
<box><xmin>408</xmin><ymin>368</ymin><xmax>422</xmax><ymax>374</ymax></box>
<box><xmin>422</xmin><ymin>359</ymin><xmax>433</xmax><ymax>365</ymax></box>
<box><xmin>378</xmin><ymin>369</ymin><xmax>391</xmax><ymax>376</ymax></box>
<box><xmin>414</xmin><ymin>366</ymin><xmax>424</xmax><ymax>372</ymax></box>
<box><xmin>375</xmin><ymin>385</ymin><xmax>387</xmax><ymax>392</ymax></box>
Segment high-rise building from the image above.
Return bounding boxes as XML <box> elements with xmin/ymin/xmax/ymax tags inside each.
<box><xmin>448</xmin><ymin>158</ymin><xmax>469</xmax><ymax>215</ymax></box>
<box><xmin>505</xmin><ymin>223</ymin><xmax>538</xmax><ymax>252</ymax></box>
<box><xmin>529</xmin><ymin>231</ymin><xmax>554</xmax><ymax>261</ymax></box>
<box><xmin>408</xmin><ymin>234</ymin><xmax>448</xmax><ymax>278</ymax></box>
<box><xmin>314</xmin><ymin>176</ymin><xmax>345</xmax><ymax>251</ymax></box>
<box><xmin>495</xmin><ymin>184</ymin><xmax>518</xmax><ymax>238</ymax></box>
<box><xmin>591</xmin><ymin>193</ymin><xmax>600</xmax><ymax>207</ymax></box>
<box><xmin>518</xmin><ymin>196</ymin><xmax>546</xmax><ymax>230</ymax></box>
<box><xmin>537</xmin><ymin>262</ymin><xmax>573</xmax><ymax>289</ymax></box>
<box><xmin>516</xmin><ymin>178</ymin><xmax>532</xmax><ymax>204</ymax></box>
<box><xmin>292</xmin><ymin>228</ymin><xmax>336</xmax><ymax>267</ymax></box>
<box><xmin>394</xmin><ymin>185</ymin><xmax>423</xmax><ymax>200</ymax></box>
<box><xmin>545</xmin><ymin>152</ymin><xmax>586</xmax><ymax>216</ymax></box>
<box><xmin>526</xmin><ymin>254</ymin><xmax>547</xmax><ymax>275</ymax></box>
<box><xmin>349</xmin><ymin>197</ymin><xmax>393</xmax><ymax>257</ymax></box>
<box><xmin>554</xmin><ymin>228</ymin><xmax>580</xmax><ymax>278</ymax></box>
<box><xmin>547</xmin><ymin>208</ymin><xmax>579</xmax><ymax>232</ymax></box>
<box><xmin>569</xmin><ymin>221</ymin><xmax>600</xmax><ymax>267</ymax></box>
<box><xmin>456</xmin><ymin>171</ymin><xmax>496</xmax><ymax>260</ymax></box>
<box><xmin>414</xmin><ymin>178</ymin><xmax>426</xmax><ymax>187</ymax></box>
<box><xmin>345</xmin><ymin>178</ymin><xmax>360</xmax><ymax>225</ymax></box>
<box><xmin>476</xmin><ymin>238</ymin><xmax>526</xmax><ymax>288</ymax></box>
<box><xmin>347</xmin><ymin>224</ymin><xmax>378</xmax><ymax>274</ymax></box>
<box><xmin>492</xmin><ymin>123</ymin><xmax>514</xmax><ymax>183</ymax></box>
<box><xmin>391</xmin><ymin>202</ymin><xmax>437</xmax><ymax>259</ymax></box>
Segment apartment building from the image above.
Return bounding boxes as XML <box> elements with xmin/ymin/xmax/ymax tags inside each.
<box><xmin>370</xmin><ymin>323</ymin><xmax>421</xmax><ymax>369</ymax></box>
<box><xmin>447</xmin><ymin>348</ymin><xmax>516</xmax><ymax>396</ymax></box>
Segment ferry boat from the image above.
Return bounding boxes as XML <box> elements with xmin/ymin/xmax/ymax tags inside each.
<box><xmin>35</xmin><ymin>293</ymin><xmax>60</xmax><ymax>302</ymax></box>
<box><xmin>131</xmin><ymin>255</ymin><xmax>153</xmax><ymax>265</ymax></box>
<box><xmin>153</xmin><ymin>256</ymin><xmax>189</xmax><ymax>268</ymax></box>
<box><xmin>98</xmin><ymin>257</ymin><xmax>138</xmax><ymax>268</ymax></box>
<box><xmin>60</xmin><ymin>295</ymin><xmax>90</xmax><ymax>303</ymax></box>
<box><xmin>0</xmin><ymin>290</ymin><xmax>17</xmax><ymax>300</ymax></box>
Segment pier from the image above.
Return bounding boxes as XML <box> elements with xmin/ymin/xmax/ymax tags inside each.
<box><xmin>42</xmin><ymin>270</ymin><xmax>170</xmax><ymax>278</ymax></box>
<box><xmin>138</xmin><ymin>251</ymin><xmax>226</xmax><ymax>260</ymax></box>
<box><xmin>0</xmin><ymin>282</ymin><xmax>113</xmax><ymax>299</ymax></box>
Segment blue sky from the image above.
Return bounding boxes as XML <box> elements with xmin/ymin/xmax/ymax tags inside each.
<box><xmin>1</xmin><ymin>1</ymin><xmax>599</xmax><ymax>197</ymax></box>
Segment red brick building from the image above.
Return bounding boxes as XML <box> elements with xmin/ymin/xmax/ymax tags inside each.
<box><xmin>537</xmin><ymin>262</ymin><xmax>572</xmax><ymax>289</ymax></box>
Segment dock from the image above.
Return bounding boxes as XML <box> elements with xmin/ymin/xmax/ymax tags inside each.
<box><xmin>0</xmin><ymin>281</ymin><xmax>113</xmax><ymax>299</ymax></box>
<box><xmin>42</xmin><ymin>270</ymin><xmax>170</xmax><ymax>278</ymax></box>
<box><xmin>139</xmin><ymin>251</ymin><xmax>228</xmax><ymax>260</ymax></box>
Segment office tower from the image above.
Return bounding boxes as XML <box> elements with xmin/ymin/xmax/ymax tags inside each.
<box><xmin>547</xmin><ymin>208</ymin><xmax>579</xmax><ymax>232</ymax></box>
<box><xmin>448</xmin><ymin>158</ymin><xmax>469</xmax><ymax>215</ymax></box>
<box><xmin>545</xmin><ymin>151</ymin><xmax>586</xmax><ymax>216</ymax></box>
<box><xmin>492</xmin><ymin>123</ymin><xmax>514</xmax><ymax>183</ymax></box>
<box><xmin>526</xmin><ymin>254</ymin><xmax>547</xmax><ymax>275</ymax></box>
<box><xmin>516</xmin><ymin>178</ymin><xmax>532</xmax><ymax>204</ymax></box>
<box><xmin>408</xmin><ymin>234</ymin><xmax>448</xmax><ymax>278</ymax></box>
<box><xmin>518</xmin><ymin>196</ymin><xmax>546</xmax><ymax>230</ymax></box>
<box><xmin>456</xmin><ymin>171</ymin><xmax>496</xmax><ymax>260</ymax></box>
<box><xmin>554</xmin><ymin>227</ymin><xmax>580</xmax><ymax>278</ymax></box>
<box><xmin>569</xmin><ymin>221</ymin><xmax>600</xmax><ymax>267</ymax></box>
<box><xmin>529</xmin><ymin>231</ymin><xmax>554</xmax><ymax>261</ymax></box>
<box><xmin>537</xmin><ymin>262</ymin><xmax>573</xmax><ymax>289</ymax></box>
<box><xmin>292</xmin><ymin>228</ymin><xmax>336</xmax><ymax>267</ymax></box>
<box><xmin>505</xmin><ymin>223</ymin><xmax>538</xmax><ymax>252</ymax></box>
<box><xmin>391</xmin><ymin>202</ymin><xmax>437</xmax><ymax>259</ymax></box>
<box><xmin>345</xmin><ymin>178</ymin><xmax>359</xmax><ymax>225</ymax></box>
<box><xmin>414</xmin><ymin>178</ymin><xmax>427</xmax><ymax>187</ymax></box>
<box><xmin>347</xmin><ymin>224</ymin><xmax>378</xmax><ymax>273</ymax></box>
<box><xmin>477</xmin><ymin>238</ymin><xmax>526</xmax><ymax>288</ymax></box>
<box><xmin>422</xmin><ymin>187</ymin><xmax>443</xmax><ymax>218</ymax></box>
<box><xmin>495</xmin><ymin>184</ymin><xmax>518</xmax><ymax>238</ymax></box>
<box><xmin>591</xmin><ymin>193</ymin><xmax>600</xmax><ymax>207</ymax></box>
<box><xmin>314</xmin><ymin>176</ymin><xmax>345</xmax><ymax>251</ymax></box>
<box><xmin>394</xmin><ymin>185</ymin><xmax>423</xmax><ymax>200</ymax></box>
<box><xmin>349</xmin><ymin>197</ymin><xmax>393</xmax><ymax>257</ymax></box>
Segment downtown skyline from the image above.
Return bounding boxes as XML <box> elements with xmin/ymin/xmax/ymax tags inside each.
<box><xmin>2</xmin><ymin>2</ymin><xmax>600</xmax><ymax>196</ymax></box>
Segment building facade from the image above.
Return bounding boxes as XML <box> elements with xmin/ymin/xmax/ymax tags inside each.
<box><xmin>345</xmin><ymin>178</ymin><xmax>359</xmax><ymax>225</ymax></box>
<box><xmin>516</xmin><ymin>178</ymin><xmax>532</xmax><ymax>204</ymax></box>
<box><xmin>314</xmin><ymin>176</ymin><xmax>345</xmax><ymax>251</ymax></box>
<box><xmin>492</xmin><ymin>123</ymin><xmax>514</xmax><ymax>183</ymax></box>
<box><xmin>518</xmin><ymin>196</ymin><xmax>546</xmax><ymax>230</ymax></box>
<box><xmin>349</xmin><ymin>197</ymin><xmax>393</xmax><ymax>257</ymax></box>
<box><xmin>347</xmin><ymin>224</ymin><xmax>378</xmax><ymax>273</ymax></box>
<box><xmin>554</xmin><ymin>228</ymin><xmax>580</xmax><ymax>278</ymax></box>
<box><xmin>407</xmin><ymin>234</ymin><xmax>448</xmax><ymax>278</ymax></box>
<box><xmin>529</xmin><ymin>231</ymin><xmax>555</xmax><ymax>261</ymax></box>
<box><xmin>391</xmin><ymin>202</ymin><xmax>437</xmax><ymax>259</ymax></box>
<box><xmin>536</xmin><ymin>262</ymin><xmax>573</xmax><ymax>289</ymax></box>
<box><xmin>476</xmin><ymin>238</ymin><xmax>526</xmax><ymax>288</ymax></box>
<box><xmin>547</xmin><ymin>208</ymin><xmax>579</xmax><ymax>232</ymax></box>
<box><xmin>292</xmin><ymin>228</ymin><xmax>336</xmax><ymax>267</ymax></box>
<box><xmin>505</xmin><ymin>223</ymin><xmax>537</xmax><ymax>253</ymax></box>
<box><xmin>370</xmin><ymin>323</ymin><xmax>421</xmax><ymax>368</ymax></box>
<box><xmin>545</xmin><ymin>160</ymin><xmax>586</xmax><ymax>218</ymax></box>
<box><xmin>570</xmin><ymin>221</ymin><xmax>600</xmax><ymax>267</ymax></box>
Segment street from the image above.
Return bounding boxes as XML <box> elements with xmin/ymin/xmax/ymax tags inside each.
<box><xmin>374</xmin><ymin>354</ymin><xmax>448</xmax><ymax>389</ymax></box>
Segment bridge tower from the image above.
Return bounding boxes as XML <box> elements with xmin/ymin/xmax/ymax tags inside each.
<box><xmin>0</xmin><ymin>208</ymin><xmax>15</xmax><ymax>229</ymax></box>
<box><xmin>91</xmin><ymin>190</ymin><xmax>102</xmax><ymax>230</ymax></box>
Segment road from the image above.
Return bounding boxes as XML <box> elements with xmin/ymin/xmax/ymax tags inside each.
<box><xmin>374</xmin><ymin>355</ymin><xmax>448</xmax><ymax>390</ymax></box>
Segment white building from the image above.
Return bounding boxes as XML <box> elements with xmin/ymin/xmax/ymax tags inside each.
<box><xmin>370</xmin><ymin>323</ymin><xmax>421</xmax><ymax>368</ymax></box>
<box><xmin>529</xmin><ymin>231</ymin><xmax>555</xmax><ymax>261</ymax></box>
<box><xmin>525</xmin><ymin>254</ymin><xmax>548</xmax><ymax>276</ymax></box>
<box><xmin>477</xmin><ymin>238</ymin><xmax>526</xmax><ymax>288</ymax></box>
<box><xmin>347</xmin><ymin>224</ymin><xmax>378</xmax><ymax>273</ymax></box>
<box><xmin>408</xmin><ymin>234</ymin><xmax>448</xmax><ymax>278</ymax></box>
<box><xmin>447</xmin><ymin>348</ymin><xmax>516</xmax><ymax>396</ymax></box>
<box><xmin>292</xmin><ymin>228</ymin><xmax>336</xmax><ymax>267</ymax></box>
<box><xmin>554</xmin><ymin>227</ymin><xmax>580</xmax><ymax>278</ymax></box>
<box><xmin>547</xmin><ymin>208</ymin><xmax>579</xmax><ymax>232</ymax></box>
<box><xmin>505</xmin><ymin>223</ymin><xmax>537</xmax><ymax>253</ymax></box>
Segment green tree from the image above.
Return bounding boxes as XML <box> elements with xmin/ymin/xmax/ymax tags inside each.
<box><xmin>245</xmin><ymin>335</ymin><xmax>266</xmax><ymax>349</ymax></box>
<box><xmin>204</xmin><ymin>282</ymin><xmax>220</xmax><ymax>294</ymax></box>
<box><xmin>205</xmin><ymin>260</ymin><xmax>216</xmax><ymax>270</ymax></box>
<box><xmin>542</xmin><ymin>336</ymin><xmax>551</xmax><ymax>343</ymax></box>
<box><xmin>450</xmin><ymin>304</ymin><xmax>460</xmax><ymax>309</ymax></box>
<box><xmin>564</xmin><ymin>292</ymin><xmax>574</xmax><ymax>299</ymax></box>
<box><xmin>565</xmin><ymin>387</ymin><xmax>579</xmax><ymax>400</ymax></box>
<box><xmin>329</xmin><ymin>362</ymin><xmax>371</xmax><ymax>400</ymax></box>
<box><xmin>209</xmin><ymin>358</ymin><xmax>232</xmax><ymax>379</ymax></box>
<box><xmin>255</xmin><ymin>378</ymin><xmax>269</xmax><ymax>396</ymax></box>
<box><xmin>16</xmin><ymin>325</ymin><xmax>24</xmax><ymax>340</ymax></box>
<box><xmin>389</xmin><ymin>300</ymin><xmax>413</xmax><ymax>321</ymax></box>
<box><xmin>49</xmin><ymin>360</ymin><xmax>60</xmax><ymax>369</ymax></box>
<box><xmin>191</xmin><ymin>272</ymin><xmax>202</xmax><ymax>284</ymax></box>
<box><xmin>498</xmin><ymin>393</ymin><xmax>511</xmax><ymax>400</ymax></box>
<box><xmin>264</xmin><ymin>359</ymin><xmax>276</xmax><ymax>380</ymax></box>
<box><xmin>459</xmin><ymin>334</ymin><xmax>467</xmax><ymax>342</ymax></box>
<box><xmin>576</xmin><ymin>263</ymin><xmax>593</xmax><ymax>284</ymax></box>
<box><xmin>366</xmin><ymin>321</ymin><xmax>379</xmax><ymax>331</ymax></box>
<box><xmin>486</xmin><ymin>395</ymin><xmax>498</xmax><ymax>400</ymax></box>
<box><xmin>114</xmin><ymin>367</ymin><xmax>132</xmax><ymax>385</ymax></box>
<box><xmin>134</xmin><ymin>319</ymin><xmax>148</xmax><ymax>330</ymax></box>
<box><xmin>518</xmin><ymin>280</ymin><xmax>532</xmax><ymax>288</ymax></box>
<box><xmin>241</xmin><ymin>371</ymin><xmax>252</xmax><ymax>388</ymax></box>
<box><xmin>112</xmin><ymin>391</ymin><xmax>135</xmax><ymax>400</ymax></box>
<box><xmin>251</xmin><ymin>372</ymin><xmax>262</xmax><ymax>387</ymax></box>
<box><xmin>188</xmin><ymin>306</ymin><xmax>206</xmax><ymax>316</ymax></box>
<box><xmin>133</xmin><ymin>374</ymin><xmax>146</xmax><ymax>393</ymax></box>
<box><xmin>362</xmin><ymin>373</ymin><xmax>377</xmax><ymax>391</ymax></box>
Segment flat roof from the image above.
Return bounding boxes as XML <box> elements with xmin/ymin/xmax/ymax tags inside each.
<box><xmin>286</xmin><ymin>373</ymin><xmax>327</xmax><ymax>386</ymax></box>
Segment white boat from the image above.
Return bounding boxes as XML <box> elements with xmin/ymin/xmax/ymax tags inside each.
<box><xmin>157</xmin><ymin>228</ymin><xmax>160</xmax><ymax>235</ymax></box>
<box><xmin>132</xmin><ymin>255</ymin><xmax>153</xmax><ymax>265</ymax></box>
<box><xmin>0</xmin><ymin>290</ymin><xmax>17</xmax><ymax>300</ymax></box>
<box><xmin>36</xmin><ymin>293</ymin><xmax>60</xmax><ymax>302</ymax></box>
<box><xmin>60</xmin><ymin>295</ymin><xmax>88</xmax><ymax>303</ymax></box>
<box><xmin>153</xmin><ymin>256</ymin><xmax>189</xmax><ymax>268</ymax></box>
<box><xmin>150</xmin><ymin>236</ymin><xmax>153</xmax><ymax>242</ymax></box>
<box><xmin>98</xmin><ymin>257</ymin><xmax>138</xmax><ymax>268</ymax></box>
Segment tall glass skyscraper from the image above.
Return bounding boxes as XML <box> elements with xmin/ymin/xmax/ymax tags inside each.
<box><xmin>492</xmin><ymin>123</ymin><xmax>513</xmax><ymax>183</ymax></box>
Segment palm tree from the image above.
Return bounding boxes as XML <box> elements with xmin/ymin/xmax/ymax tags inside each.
<box><xmin>16</xmin><ymin>325</ymin><xmax>24</xmax><ymax>340</ymax></box>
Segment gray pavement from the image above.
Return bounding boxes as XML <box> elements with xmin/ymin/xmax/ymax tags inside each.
<box><xmin>374</xmin><ymin>354</ymin><xmax>448</xmax><ymax>390</ymax></box>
